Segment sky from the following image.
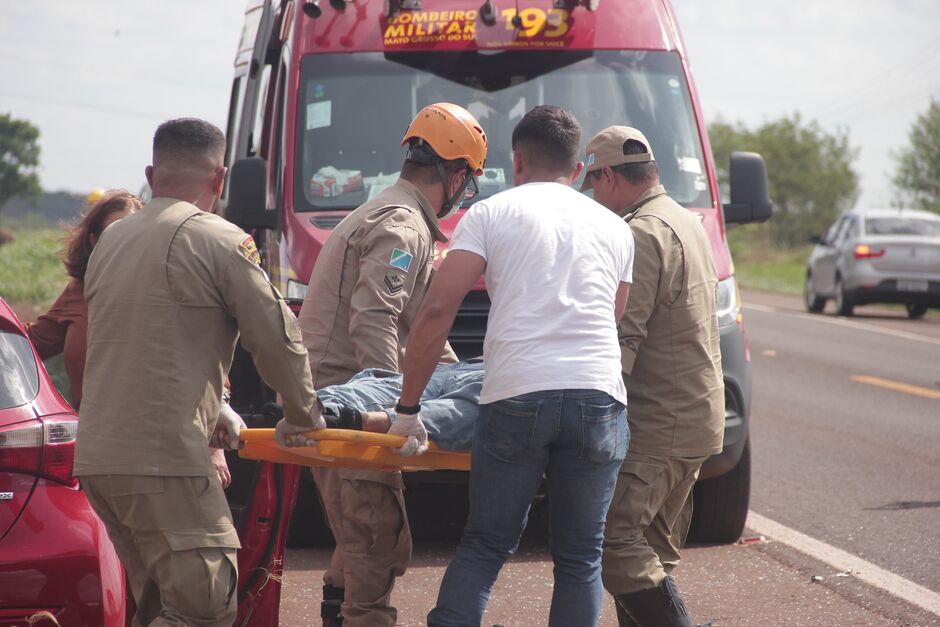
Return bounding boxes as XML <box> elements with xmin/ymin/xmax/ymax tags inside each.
<box><xmin>1</xmin><ymin>0</ymin><xmax>938</xmax><ymax>208</ymax></box>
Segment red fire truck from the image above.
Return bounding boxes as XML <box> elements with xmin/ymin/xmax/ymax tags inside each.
<box><xmin>221</xmin><ymin>1</ymin><xmax>772</xmax><ymax>623</ymax></box>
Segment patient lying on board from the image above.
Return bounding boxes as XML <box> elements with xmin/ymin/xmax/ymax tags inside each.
<box><xmin>317</xmin><ymin>359</ymin><xmax>483</xmax><ymax>452</ymax></box>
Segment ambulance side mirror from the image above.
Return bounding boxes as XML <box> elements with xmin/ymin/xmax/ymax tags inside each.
<box><xmin>226</xmin><ymin>157</ymin><xmax>276</xmax><ymax>230</ymax></box>
<box><xmin>723</xmin><ymin>152</ymin><xmax>773</xmax><ymax>225</ymax></box>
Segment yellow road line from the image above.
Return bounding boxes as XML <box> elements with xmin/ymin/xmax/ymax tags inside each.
<box><xmin>851</xmin><ymin>375</ymin><xmax>940</xmax><ymax>400</ymax></box>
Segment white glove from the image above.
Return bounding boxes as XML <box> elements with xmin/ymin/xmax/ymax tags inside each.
<box><xmin>388</xmin><ymin>412</ymin><xmax>428</xmax><ymax>457</ymax></box>
<box><xmin>211</xmin><ymin>404</ymin><xmax>247</xmax><ymax>450</ymax></box>
<box><xmin>275</xmin><ymin>403</ymin><xmax>327</xmax><ymax>448</ymax></box>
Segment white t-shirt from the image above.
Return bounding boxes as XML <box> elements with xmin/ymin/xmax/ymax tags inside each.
<box><xmin>450</xmin><ymin>182</ymin><xmax>635</xmax><ymax>405</ymax></box>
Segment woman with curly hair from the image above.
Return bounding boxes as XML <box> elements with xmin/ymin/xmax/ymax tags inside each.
<box><xmin>27</xmin><ymin>190</ymin><xmax>141</xmax><ymax>409</ymax></box>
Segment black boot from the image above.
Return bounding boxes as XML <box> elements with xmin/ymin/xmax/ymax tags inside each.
<box><xmin>615</xmin><ymin>598</ymin><xmax>640</xmax><ymax>627</ymax></box>
<box><xmin>614</xmin><ymin>576</ymin><xmax>693</xmax><ymax>627</ymax></box>
<box><xmin>321</xmin><ymin>584</ymin><xmax>344</xmax><ymax>627</ymax></box>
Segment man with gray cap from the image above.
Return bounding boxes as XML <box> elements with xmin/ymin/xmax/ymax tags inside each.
<box><xmin>581</xmin><ymin>126</ymin><xmax>724</xmax><ymax>627</ymax></box>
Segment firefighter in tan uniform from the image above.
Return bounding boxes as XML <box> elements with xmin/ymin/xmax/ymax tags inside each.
<box><xmin>76</xmin><ymin>118</ymin><xmax>324</xmax><ymax>627</ymax></box>
<box><xmin>582</xmin><ymin>127</ymin><xmax>724</xmax><ymax>627</ymax></box>
<box><xmin>292</xmin><ymin>103</ymin><xmax>488</xmax><ymax>627</ymax></box>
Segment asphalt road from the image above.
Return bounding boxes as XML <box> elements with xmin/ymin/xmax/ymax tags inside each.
<box><xmin>278</xmin><ymin>290</ymin><xmax>940</xmax><ymax>626</ymax></box>
<box><xmin>744</xmin><ymin>290</ymin><xmax>940</xmax><ymax>592</ymax></box>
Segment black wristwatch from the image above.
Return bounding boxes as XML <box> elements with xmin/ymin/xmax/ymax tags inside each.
<box><xmin>394</xmin><ymin>402</ymin><xmax>421</xmax><ymax>415</ymax></box>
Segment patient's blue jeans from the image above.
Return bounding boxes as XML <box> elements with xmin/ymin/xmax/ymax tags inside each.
<box><xmin>316</xmin><ymin>361</ymin><xmax>483</xmax><ymax>451</ymax></box>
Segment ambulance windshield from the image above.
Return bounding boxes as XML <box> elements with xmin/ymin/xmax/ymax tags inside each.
<box><xmin>295</xmin><ymin>50</ymin><xmax>711</xmax><ymax>211</ymax></box>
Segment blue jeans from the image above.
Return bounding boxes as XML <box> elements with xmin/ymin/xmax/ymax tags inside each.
<box><xmin>428</xmin><ymin>389</ymin><xmax>628</xmax><ymax>627</ymax></box>
<box><xmin>316</xmin><ymin>361</ymin><xmax>483</xmax><ymax>450</ymax></box>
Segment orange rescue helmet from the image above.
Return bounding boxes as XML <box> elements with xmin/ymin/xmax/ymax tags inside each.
<box><xmin>401</xmin><ymin>103</ymin><xmax>488</xmax><ymax>175</ymax></box>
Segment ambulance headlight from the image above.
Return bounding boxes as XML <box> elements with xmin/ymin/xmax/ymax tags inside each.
<box><xmin>716</xmin><ymin>275</ymin><xmax>740</xmax><ymax>327</ymax></box>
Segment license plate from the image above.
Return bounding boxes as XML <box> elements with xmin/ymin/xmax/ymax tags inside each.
<box><xmin>897</xmin><ymin>280</ymin><xmax>929</xmax><ymax>292</ymax></box>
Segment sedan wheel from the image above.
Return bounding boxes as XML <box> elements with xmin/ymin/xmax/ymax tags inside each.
<box><xmin>805</xmin><ymin>272</ymin><xmax>826</xmax><ymax>313</ymax></box>
<box><xmin>905</xmin><ymin>303</ymin><xmax>928</xmax><ymax>320</ymax></box>
<box><xmin>835</xmin><ymin>276</ymin><xmax>854</xmax><ymax>316</ymax></box>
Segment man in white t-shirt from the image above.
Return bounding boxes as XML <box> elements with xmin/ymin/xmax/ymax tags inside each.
<box><xmin>393</xmin><ymin>105</ymin><xmax>635</xmax><ymax>626</ymax></box>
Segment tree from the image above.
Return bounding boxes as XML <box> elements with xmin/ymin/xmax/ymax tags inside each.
<box><xmin>709</xmin><ymin>113</ymin><xmax>859</xmax><ymax>248</ymax></box>
<box><xmin>0</xmin><ymin>113</ymin><xmax>42</xmax><ymax>214</ymax></box>
<box><xmin>892</xmin><ymin>98</ymin><xmax>940</xmax><ymax>213</ymax></box>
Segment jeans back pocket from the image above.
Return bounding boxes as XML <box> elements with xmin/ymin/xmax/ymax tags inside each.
<box><xmin>579</xmin><ymin>399</ymin><xmax>627</xmax><ymax>466</ymax></box>
<box><xmin>482</xmin><ymin>396</ymin><xmax>543</xmax><ymax>464</ymax></box>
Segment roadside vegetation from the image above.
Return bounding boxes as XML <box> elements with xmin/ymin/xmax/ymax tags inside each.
<box><xmin>727</xmin><ymin>225</ymin><xmax>808</xmax><ymax>294</ymax></box>
<box><xmin>0</xmin><ymin>216</ymin><xmax>69</xmax><ymax>312</ymax></box>
<box><xmin>0</xmin><ymin>216</ymin><xmax>73</xmax><ymax>402</ymax></box>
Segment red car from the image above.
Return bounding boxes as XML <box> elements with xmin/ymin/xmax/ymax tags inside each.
<box><xmin>0</xmin><ymin>297</ymin><xmax>126</xmax><ymax>626</ymax></box>
<box><xmin>0</xmin><ymin>295</ymin><xmax>294</xmax><ymax>626</ymax></box>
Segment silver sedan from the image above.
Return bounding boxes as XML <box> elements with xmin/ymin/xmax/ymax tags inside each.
<box><xmin>804</xmin><ymin>209</ymin><xmax>940</xmax><ymax>318</ymax></box>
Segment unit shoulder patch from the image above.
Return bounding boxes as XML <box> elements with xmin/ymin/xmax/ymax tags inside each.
<box><xmin>238</xmin><ymin>235</ymin><xmax>261</xmax><ymax>265</ymax></box>
<box><xmin>389</xmin><ymin>248</ymin><xmax>413</xmax><ymax>272</ymax></box>
<box><xmin>384</xmin><ymin>273</ymin><xmax>405</xmax><ymax>295</ymax></box>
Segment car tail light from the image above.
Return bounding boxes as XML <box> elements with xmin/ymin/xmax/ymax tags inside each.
<box><xmin>854</xmin><ymin>244</ymin><xmax>885</xmax><ymax>259</ymax></box>
<box><xmin>0</xmin><ymin>418</ymin><xmax>78</xmax><ymax>486</ymax></box>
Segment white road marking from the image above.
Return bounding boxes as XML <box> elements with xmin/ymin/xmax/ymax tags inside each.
<box><xmin>747</xmin><ymin>511</ymin><xmax>940</xmax><ymax>617</ymax></box>
<box><xmin>744</xmin><ymin>303</ymin><xmax>940</xmax><ymax>347</ymax></box>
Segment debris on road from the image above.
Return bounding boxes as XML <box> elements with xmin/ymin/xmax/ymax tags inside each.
<box><xmin>811</xmin><ymin>575</ymin><xmax>825</xmax><ymax>583</ymax></box>
<box><xmin>736</xmin><ymin>535</ymin><xmax>767</xmax><ymax>545</ymax></box>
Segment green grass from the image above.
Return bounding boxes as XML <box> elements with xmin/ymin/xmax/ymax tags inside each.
<box><xmin>727</xmin><ymin>224</ymin><xmax>809</xmax><ymax>295</ymax></box>
<box><xmin>0</xmin><ymin>223</ymin><xmax>69</xmax><ymax>309</ymax></box>
<box><xmin>0</xmin><ymin>218</ymin><xmax>75</xmax><ymax>402</ymax></box>
<box><xmin>733</xmin><ymin>249</ymin><xmax>808</xmax><ymax>295</ymax></box>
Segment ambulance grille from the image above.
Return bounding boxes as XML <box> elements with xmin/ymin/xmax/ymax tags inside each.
<box><xmin>449</xmin><ymin>290</ymin><xmax>489</xmax><ymax>360</ymax></box>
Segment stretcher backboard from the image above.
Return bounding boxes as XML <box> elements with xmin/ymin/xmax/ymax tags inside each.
<box><xmin>239</xmin><ymin>428</ymin><xmax>470</xmax><ymax>471</ymax></box>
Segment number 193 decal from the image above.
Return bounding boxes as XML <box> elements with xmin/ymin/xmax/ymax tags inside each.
<box><xmin>501</xmin><ymin>8</ymin><xmax>570</xmax><ymax>38</ymax></box>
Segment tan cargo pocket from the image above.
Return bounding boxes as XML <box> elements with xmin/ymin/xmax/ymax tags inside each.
<box><xmin>162</xmin><ymin>525</ymin><xmax>241</xmax><ymax>551</ymax></box>
<box><xmin>611</xmin><ymin>459</ymin><xmax>671</xmax><ymax>530</ymax></box>
<box><xmin>341</xmin><ymin>480</ymin><xmax>406</xmax><ymax>554</ymax></box>
<box><xmin>279</xmin><ymin>298</ymin><xmax>303</xmax><ymax>342</ymax></box>
<box><xmin>109</xmin><ymin>476</ymin><xmax>165</xmax><ymax>497</ymax></box>
<box><xmin>617</xmin><ymin>459</ymin><xmax>664</xmax><ymax>484</ymax></box>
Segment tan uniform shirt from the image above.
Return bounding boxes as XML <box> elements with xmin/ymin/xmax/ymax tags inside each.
<box><xmin>299</xmin><ymin>179</ymin><xmax>456</xmax><ymax>390</ymax></box>
<box><xmin>75</xmin><ymin>197</ymin><xmax>318</xmax><ymax>477</ymax></box>
<box><xmin>618</xmin><ymin>185</ymin><xmax>724</xmax><ymax>458</ymax></box>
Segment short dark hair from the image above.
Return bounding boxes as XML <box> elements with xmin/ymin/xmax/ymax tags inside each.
<box><xmin>153</xmin><ymin>118</ymin><xmax>226</xmax><ymax>165</ymax></box>
<box><xmin>511</xmin><ymin>105</ymin><xmax>581</xmax><ymax>172</ymax></box>
<box><xmin>400</xmin><ymin>158</ymin><xmax>466</xmax><ymax>185</ymax></box>
<box><xmin>594</xmin><ymin>139</ymin><xmax>659</xmax><ymax>186</ymax></box>
<box><xmin>400</xmin><ymin>140</ymin><xmax>468</xmax><ymax>185</ymax></box>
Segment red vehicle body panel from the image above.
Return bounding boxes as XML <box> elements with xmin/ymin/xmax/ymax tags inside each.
<box><xmin>234</xmin><ymin>463</ymin><xmax>301</xmax><ymax>626</ymax></box>
<box><xmin>275</xmin><ymin>0</ymin><xmax>731</xmax><ymax>292</ymax></box>
<box><xmin>0</xmin><ymin>299</ymin><xmax>126</xmax><ymax>627</ymax></box>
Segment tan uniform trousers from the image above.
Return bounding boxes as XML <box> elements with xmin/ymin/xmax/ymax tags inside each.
<box><xmin>602</xmin><ymin>454</ymin><xmax>707</xmax><ymax>595</ymax></box>
<box><xmin>313</xmin><ymin>466</ymin><xmax>411</xmax><ymax>627</ymax></box>
<box><xmin>82</xmin><ymin>475</ymin><xmax>239</xmax><ymax>627</ymax></box>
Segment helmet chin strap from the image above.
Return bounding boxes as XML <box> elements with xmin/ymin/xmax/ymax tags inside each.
<box><xmin>405</xmin><ymin>141</ymin><xmax>473</xmax><ymax>220</ymax></box>
<box><xmin>435</xmin><ymin>162</ymin><xmax>473</xmax><ymax>221</ymax></box>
